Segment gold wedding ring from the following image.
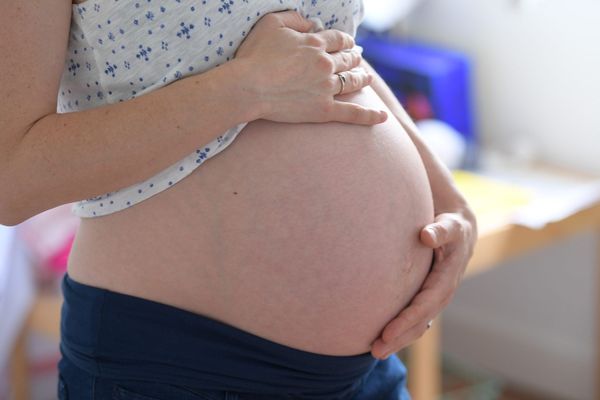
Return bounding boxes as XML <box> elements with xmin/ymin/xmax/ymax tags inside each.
<box><xmin>335</xmin><ymin>72</ymin><xmax>346</xmax><ymax>95</ymax></box>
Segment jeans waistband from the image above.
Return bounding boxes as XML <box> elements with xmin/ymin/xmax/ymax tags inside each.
<box><xmin>59</xmin><ymin>273</ymin><xmax>378</xmax><ymax>399</ymax></box>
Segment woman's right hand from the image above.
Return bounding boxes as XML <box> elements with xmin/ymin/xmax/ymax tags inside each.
<box><xmin>233</xmin><ymin>11</ymin><xmax>388</xmax><ymax>126</ymax></box>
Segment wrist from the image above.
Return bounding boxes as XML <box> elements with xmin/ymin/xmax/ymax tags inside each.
<box><xmin>432</xmin><ymin>184</ymin><xmax>469</xmax><ymax>213</ymax></box>
<box><xmin>185</xmin><ymin>58</ymin><xmax>265</xmax><ymax>124</ymax></box>
<box><xmin>460</xmin><ymin>202</ymin><xmax>478</xmax><ymax>238</ymax></box>
<box><xmin>222</xmin><ymin>58</ymin><xmax>269</xmax><ymax>121</ymax></box>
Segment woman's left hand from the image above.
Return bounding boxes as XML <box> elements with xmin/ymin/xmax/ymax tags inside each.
<box><xmin>358</xmin><ymin>56</ymin><xmax>478</xmax><ymax>360</ymax></box>
<box><xmin>369</xmin><ymin>205</ymin><xmax>477</xmax><ymax>360</ymax></box>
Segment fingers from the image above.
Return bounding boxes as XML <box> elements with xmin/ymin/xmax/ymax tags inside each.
<box><xmin>307</xmin><ymin>29</ymin><xmax>355</xmax><ymax>52</ymax></box>
<box><xmin>329</xmin><ymin>49</ymin><xmax>362</xmax><ymax>73</ymax></box>
<box><xmin>380</xmin><ymin>290</ymin><xmax>436</xmax><ymax>344</ymax></box>
<box><xmin>419</xmin><ymin>227</ymin><xmax>438</xmax><ymax>248</ymax></box>
<box><xmin>371</xmin><ymin>210</ymin><xmax>475</xmax><ymax>360</ymax></box>
<box><xmin>331</xmin><ymin>67</ymin><xmax>372</xmax><ymax>94</ymax></box>
<box><xmin>421</xmin><ymin>213</ymin><xmax>463</xmax><ymax>248</ymax></box>
<box><xmin>269</xmin><ymin>10</ymin><xmax>315</xmax><ymax>32</ymax></box>
<box><xmin>379</xmin><ymin>257</ymin><xmax>457</xmax><ymax>343</ymax></box>
<box><xmin>372</xmin><ymin>318</ymin><xmax>434</xmax><ymax>359</ymax></box>
<box><xmin>328</xmin><ymin>101</ymin><xmax>388</xmax><ymax>125</ymax></box>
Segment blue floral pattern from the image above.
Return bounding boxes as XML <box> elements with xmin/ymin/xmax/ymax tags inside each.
<box><xmin>59</xmin><ymin>0</ymin><xmax>365</xmax><ymax>218</ymax></box>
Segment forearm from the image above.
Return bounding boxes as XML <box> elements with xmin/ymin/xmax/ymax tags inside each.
<box><xmin>361</xmin><ymin>58</ymin><xmax>471</xmax><ymax>214</ymax></box>
<box><xmin>2</xmin><ymin>59</ymin><xmax>258</xmax><ymax>226</ymax></box>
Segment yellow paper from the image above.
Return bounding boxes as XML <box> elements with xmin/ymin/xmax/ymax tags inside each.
<box><xmin>451</xmin><ymin>169</ymin><xmax>535</xmax><ymax>230</ymax></box>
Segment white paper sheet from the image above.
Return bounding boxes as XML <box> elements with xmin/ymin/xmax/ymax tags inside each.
<box><xmin>475</xmin><ymin>152</ymin><xmax>600</xmax><ymax>229</ymax></box>
<box><xmin>511</xmin><ymin>180</ymin><xmax>600</xmax><ymax>229</ymax></box>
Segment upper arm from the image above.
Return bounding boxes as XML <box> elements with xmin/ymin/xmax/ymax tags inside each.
<box><xmin>0</xmin><ymin>1</ymin><xmax>72</xmax><ymax>163</ymax></box>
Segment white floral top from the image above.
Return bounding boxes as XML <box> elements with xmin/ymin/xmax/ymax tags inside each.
<box><xmin>57</xmin><ymin>0</ymin><xmax>365</xmax><ymax>218</ymax></box>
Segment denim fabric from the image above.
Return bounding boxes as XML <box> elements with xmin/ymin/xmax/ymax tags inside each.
<box><xmin>58</xmin><ymin>353</ymin><xmax>411</xmax><ymax>400</ymax></box>
<box><xmin>58</xmin><ymin>273</ymin><xmax>411</xmax><ymax>400</ymax></box>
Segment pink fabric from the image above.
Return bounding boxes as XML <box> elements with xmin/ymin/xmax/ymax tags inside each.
<box><xmin>15</xmin><ymin>203</ymin><xmax>79</xmax><ymax>276</ymax></box>
<box><xmin>47</xmin><ymin>231</ymin><xmax>76</xmax><ymax>274</ymax></box>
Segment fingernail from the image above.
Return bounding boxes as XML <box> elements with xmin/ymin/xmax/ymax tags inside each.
<box><xmin>426</xmin><ymin>227</ymin><xmax>437</xmax><ymax>240</ymax></box>
<box><xmin>380</xmin><ymin>347</ymin><xmax>393</xmax><ymax>357</ymax></box>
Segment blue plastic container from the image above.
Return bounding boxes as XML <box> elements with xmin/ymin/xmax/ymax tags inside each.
<box><xmin>356</xmin><ymin>32</ymin><xmax>479</xmax><ymax>168</ymax></box>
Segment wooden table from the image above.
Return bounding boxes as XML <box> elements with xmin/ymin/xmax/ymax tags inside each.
<box><xmin>406</xmin><ymin>172</ymin><xmax>600</xmax><ymax>400</ymax></box>
<box><xmin>9</xmin><ymin>287</ymin><xmax>62</xmax><ymax>400</ymax></box>
<box><xmin>10</xmin><ymin>168</ymin><xmax>600</xmax><ymax>400</ymax></box>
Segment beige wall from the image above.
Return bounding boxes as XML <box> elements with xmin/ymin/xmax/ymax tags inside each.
<box><xmin>401</xmin><ymin>0</ymin><xmax>600</xmax><ymax>174</ymax></box>
<box><xmin>398</xmin><ymin>1</ymin><xmax>600</xmax><ymax>398</ymax></box>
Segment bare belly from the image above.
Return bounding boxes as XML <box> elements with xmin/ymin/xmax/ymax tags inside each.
<box><xmin>66</xmin><ymin>85</ymin><xmax>435</xmax><ymax>356</ymax></box>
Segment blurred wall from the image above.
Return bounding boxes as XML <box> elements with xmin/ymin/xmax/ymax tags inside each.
<box><xmin>441</xmin><ymin>232</ymin><xmax>596</xmax><ymax>400</ymax></box>
<box><xmin>400</xmin><ymin>0</ymin><xmax>600</xmax><ymax>174</ymax></box>
<box><xmin>399</xmin><ymin>1</ymin><xmax>600</xmax><ymax>399</ymax></box>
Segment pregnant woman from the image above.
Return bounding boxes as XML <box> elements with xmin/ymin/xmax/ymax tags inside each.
<box><xmin>0</xmin><ymin>0</ymin><xmax>477</xmax><ymax>399</ymax></box>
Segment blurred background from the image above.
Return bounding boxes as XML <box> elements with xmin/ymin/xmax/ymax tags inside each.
<box><xmin>1</xmin><ymin>0</ymin><xmax>599</xmax><ymax>399</ymax></box>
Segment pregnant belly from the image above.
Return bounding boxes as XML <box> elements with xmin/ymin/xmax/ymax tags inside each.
<box><xmin>68</xmin><ymin>85</ymin><xmax>435</xmax><ymax>356</ymax></box>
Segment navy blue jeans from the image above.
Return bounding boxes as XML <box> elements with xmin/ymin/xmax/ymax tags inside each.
<box><xmin>57</xmin><ymin>273</ymin><xmax>411</xmax><ymax>400</ymax></box>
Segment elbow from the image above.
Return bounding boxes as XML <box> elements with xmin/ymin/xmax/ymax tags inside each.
<box><xmin>0</xmin><ymin>217</ymin><xmax>25</xmax><ymax>228</ymax></box>
<box><xmin>0</xmin><ymin>174</ymin><xmax>29</xmax><ymax>227</ymax></box>
<box><xmin>0</xmin><ymin>175</ymin><xmax>72</xmax><ymax>227</ymax></box>
<box><xmin>0</xmin><ymin>192</ymin><xmax>28</xmax><ymax>227</ymax></box>
<box><xmin>0</xmin><ymin>184</ymin><xmax>47</xmax><ymax>227</ymax></box>
<box><xmin>0</xmin><ymin>139</ymin><xmax>37</xmax><ymax>227</ymax></box>
<box><xmin>0</xmin><ymin>198</ymin><xmax>69</xmax><ymax>228</ymax></box>
<box><xmin>0</xmin><ymin>197</ymin><xmax>42</xmax><ymax>227</ymax></box>
<box><xmin>0</xmin><ymin>126</ymin><xmax>65</xmax><ymax>227</ymax></box>
<box><xmin>0</xmin><ymin>170</ymin><xmax>17</xmax><ymax>226</ymax></box>
<box><xmin>0</xmin><ymin>205</ymin><xmax>26</xmax><ymax>227</ymax></box>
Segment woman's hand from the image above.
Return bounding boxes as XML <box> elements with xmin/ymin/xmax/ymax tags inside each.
<box><xmin>357</xmin><ymin>57</ymin><xmax>479</xmax><ymax>360</ymax></box>
<box><xmin>370</xmin><ymin>205</ymin><xmax>478</xmax><ymax>360</ymax></box>
<box><xmin>233</xmin><ymin>11</ymin><xmax>388</xmax><ymax>125</ymax></box>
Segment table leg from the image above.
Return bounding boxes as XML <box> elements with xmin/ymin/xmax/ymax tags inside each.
<box><xmin>407</xmin><ymin>316</ymin><xmax>442</xmax><ymax>400</ymax></box>
<box><xmin>596</xmin><ymin>228</ymin><xmax>600</xmax><ymax>399</ymax></box>
<box><xmin>9</xmin><ymin>325</ymin><xmax>30</xmax><ymax>400</ymax></box>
